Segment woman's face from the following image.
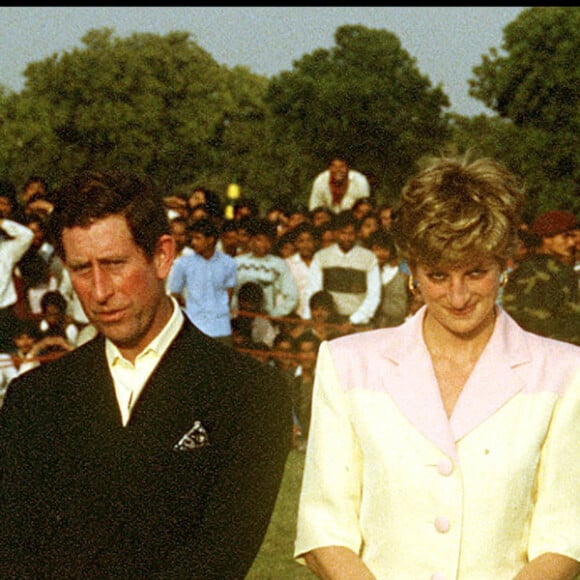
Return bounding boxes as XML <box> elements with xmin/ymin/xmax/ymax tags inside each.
<box><xmin>414</xmin><ymin>258</ymin><xmax>501</xmax><ymax>339</ymax></box>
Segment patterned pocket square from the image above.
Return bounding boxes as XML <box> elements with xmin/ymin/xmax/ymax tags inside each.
<box><xmin>173</xmin><ymin>420</ymin><xmax>210</xmax><ymax>451</ymax></box>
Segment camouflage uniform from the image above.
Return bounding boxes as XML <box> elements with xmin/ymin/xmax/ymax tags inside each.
<box><xmin>502</xmin><ymin>253</ymin><xmax>580</xmax><ymax>345</ymax></box>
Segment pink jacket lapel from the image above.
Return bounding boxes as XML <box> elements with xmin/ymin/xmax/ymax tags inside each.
<box><xmin>379</xmin><ymin>308</ymin><xmax>529</xmax><ymax>459</ymax></box>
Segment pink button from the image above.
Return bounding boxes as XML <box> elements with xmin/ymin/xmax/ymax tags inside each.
<box><xmin>437</xmin><ymin>457</ymin><xmax>454</xmax><ymax>476</ymax></box>
<box><xmin>431</xmin><ymin>573</ymin><xmax>445</xmax><ymax>580</ymax></box>
<box><xmin>434</xmin><ymin>516</ymin><xmax>450</xmax><ymax>533</ymax></box>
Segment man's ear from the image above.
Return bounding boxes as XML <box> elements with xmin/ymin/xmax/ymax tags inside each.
<box><xmin>154</xmin><ymin>234</ymin><xmax>176</xmax><ymax>280</ymax></box>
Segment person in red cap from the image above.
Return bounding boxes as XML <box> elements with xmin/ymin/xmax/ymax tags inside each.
<box><xmin>502</xmin><ymin>209</ymin><xmax>579</xmax><ymax>345</ymax></box>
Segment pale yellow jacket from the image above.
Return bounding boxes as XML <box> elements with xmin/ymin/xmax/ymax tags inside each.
<box><xmin>295</xmin><ymin>306</ymin><xmax>580</xmax><ymax>579</ymax></box>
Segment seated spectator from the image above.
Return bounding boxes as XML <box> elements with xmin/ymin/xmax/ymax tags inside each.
<box><xmin>308</xmin><ymin>156</ymin><xmax>370</xmax><ymax>214</ymax></box>
<box><xmin>308</xmin><ymin>289</ymin><xmax>346</xmax><ymax>341</ymax></box>
<box><xmin>368</xmin><ymin>230</ymin><xmax>410</xmax><ymax>328</ymax></box>
<box><xmin>356</xmin><ymin>211</ymin><xmax>380</xmax><ymax>247</ymax></box>
<box><xmin>0</xmin><ymin>318</ymin><xmax>39</xmax><ymax>401</ymax></box>
<box><xmin>244</xmin><ymin>341</ymin><xmax>272</xmax><ymax>366</ymax></box>
<box><xmin>309</xmin><ymin>206</ymin><xmax>333</xmax><ymax>229</ymax></box>
<box><xmin>0</xmin><ymin>215</ymin><xmax>34</xmax><ymax>351</ymax></box>
<box><xmin>285</xmin><ymin>223</ymin><xmax>319</xmax><ymax>319</ymax></box>
<box><xmin>2</xmin><ymin>316</ymin><xmax>71</xmax><ymax>384</ymax></box>
<box><xmin>304</xmin><ymin>210</ymin><xmax>380</xmax><ymax>329</ymax></box>
<box><xmin>37</xmin><ymin>290</ymin><xmax>79</xmax><ymax>347</ymax></box>
<box><xmin>313</xmin><ymin>220</ymin><xmax>336</xmax><ymax>250</ymax></box>
<box><xmin>293</xmin><ymin>329</ymin><xmax>322</xmax><ymax>447</ymax></box>
<box><xmin>217</xmin><ymin>220</ymin><xmax>239</xmax><ymax>257</ymax></box>
<box><xmin>274</xmin><ymin>230</ymin><xmax>297</xmax><ymax>259</ymax></box>
<box><xmin>351</xmin><ymin>196</ymin><xmax>376</xmax><ymax>221</ymax></box>
<box><xmin>233</xmin><ymin>281</ymin><xmax>279</xmax><ymax>348</ymax></box>
<box><xmin>16</xmin><ymin>214</ymin><xmax>62</xmax><ymax>316</ymax></box>
<box><xmin>232</xmin><ymin>218</ymin><xmax>298</xmax><ymax>319</ymax></box>
<box><xmin>271</xmin><ymin>332</ymin><xmax>302</xmax><ymax>448</ymax></box>
<box><xmin>271</xmin><ymin>331</ymin><xmax>298</xmax><ymax>378</ymax></box>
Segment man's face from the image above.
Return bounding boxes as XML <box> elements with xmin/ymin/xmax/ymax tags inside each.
<box><xmin>220</xmin><ymin>230</ymin><xmax>238</xmax><ymax>255</ymax></box>
<box><xmin>336</xmin><ymin>224</ymin><xmax>357</xmax><ymax>253</ymax></box>
<box><xmin>190</xmin><ymin>232</ymin><xmax>216</xmax><ymax>259</ymax></box>
<box><xmin>14</xmin><ymin>332</ymin><xmax>35</xmax><ymax>355</ymax></box>
<box><xmin>380</xmin><ymin>207</ymin><xmax>393</xmax><ymax>229</ymax></box>
<box><xmin>295</xmin><ymin>231</ymin><xmax>316</xmax><ymax>260</ymax></box>
<box><xmin>62</xmin><ymin>214</ymin><xmax>174</xmax><ymax>361</ymax></box>
<box><xmin>329</xmin><ymin>159</ymin><xmax>348</xmax><ymax>184</ymax></box>
<box><xmin>370</xmin><ymin>244</ymin><xmax>391</xmax><ymax>269</ymax></box>
<box><xmin>236</xmin><ymin>227</ymin><xmax>251</xmax><ymax>252</ymax></box>
<box><xmin>250</xmin><ymin>233</ymin><xmax>273</xmax><ymax>258</ymax></box>
<box><xmin>543</xmin><ymin>230</ymin><xmax>576</xmax><ymax>264</ymax></box>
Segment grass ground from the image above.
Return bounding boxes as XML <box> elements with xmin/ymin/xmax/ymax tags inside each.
<box><xmin>247</xmin><ymin>449</ymin><xmax>315</xmax><ymax>579</ymax></box>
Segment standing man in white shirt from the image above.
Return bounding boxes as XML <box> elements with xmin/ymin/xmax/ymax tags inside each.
<box><xmin>308</xmin><ymin>155</ymin><xmax>370</xmax><ymax>214</ymax></box>
<box><xmin>304</xmin><ymin>210</ymin><xmax>380</xmax><ymax>329</ymax></box>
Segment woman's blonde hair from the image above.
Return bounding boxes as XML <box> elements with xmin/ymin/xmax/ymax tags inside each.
<box><xmin>391</xmin><ymin>154</ymin><xmax>525</xmax><ymax>268</ymax></box>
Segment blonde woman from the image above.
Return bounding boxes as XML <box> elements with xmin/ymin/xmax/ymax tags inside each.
<box><xmin>295</xmin><ymin>155</ymin><xmax>580</xmax><ymax>579</ymax></box>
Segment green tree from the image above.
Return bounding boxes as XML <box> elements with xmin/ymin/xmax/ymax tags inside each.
<box><xmin>0</xmin><ymin>28</ymin><xmax>270</xmax><ymax>196</ymax></box>
<box><xmin>467</xmin><ymin>7</ymin><xmax>579</xmax><ymax>216</ymax></box>
<box><xmin>264</xmin><ymin>24</ymin><xmax>451</xmax><ymax>204</ymax></box>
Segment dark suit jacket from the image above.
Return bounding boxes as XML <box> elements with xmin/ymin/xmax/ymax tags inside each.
<box><xmin>0</xmin><ymin>320</ymin><xmax>292</xmax><ymax>579</ymax></box>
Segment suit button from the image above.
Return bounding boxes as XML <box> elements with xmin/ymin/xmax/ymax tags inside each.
<box><xmin>437</xmin><ymin>457</ymin><xmax>454</xmax><ymax>476</ymax></box>
<box><xmin>434</xmin><ymin>516</ymin><xmax>450</xmax><ymax>533</ymax></box>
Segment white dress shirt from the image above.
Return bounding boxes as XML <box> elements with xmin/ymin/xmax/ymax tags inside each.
<box><xmin>106</xmin><ymin>297</ymin><xmax>184</xmax><ymax>426</ymax></box>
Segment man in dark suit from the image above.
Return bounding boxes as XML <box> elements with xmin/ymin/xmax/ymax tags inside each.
<box><xmin>0</xmin><ymin>170</ymin><xmax>292</xmax><ymax>579</ymax></box>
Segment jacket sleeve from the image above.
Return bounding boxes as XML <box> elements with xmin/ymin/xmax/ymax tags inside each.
<box><xmin>295</xmin><ymin>341</ymin><xmax>364</xmax><ymax>561</ymax></box>
<box><xmin>527</xmin><ymin>371</ymin><xmax>580</xmax><ymax>562</ymax></box>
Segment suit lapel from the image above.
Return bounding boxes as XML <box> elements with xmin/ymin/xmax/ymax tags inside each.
<box><xmin>127</xmin><ymin>322</ymin><xmax>215</xmax><ymax>436</ymax></box>
<box><xmin>450</xmin><ymin>310</ymin><xmax>529</xmax><ymax>441</ymax></box>
<box><xmin>380</xmin><ymin>308</ymin><xmax>530</xmax><ymax>460</ymax></box>
<box><xmin>381</xmin><ymin>310</ymin><xmax>458</xmax><ymax>460</ymax></box>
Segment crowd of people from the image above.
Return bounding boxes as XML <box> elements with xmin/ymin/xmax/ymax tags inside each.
<box><xmin>0</xmin><ymin>155</ymin><xmax>578</xmax><ymax>577</ymax></box>
<box><xmin>1</xmin><ymin>159</ymin><xmax>579</xmax><ymax>438</ymax></box>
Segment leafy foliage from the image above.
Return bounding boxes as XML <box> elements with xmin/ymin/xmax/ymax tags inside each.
<box><xmin>0</xmin><ymin>15</ymin><xmax>577</xmax><ymax>216</ymax></box>
<box><xmin>0</xmin><ymin>29</ymin><xmax>269</xmax><ymax>195</ymax></box>
<box><xmin>265</xmin><ymin>25</ymin><xmax>451</xmax><ymax>203</ymax></box>
<box><xmin>465</xmin><ymin>7</ymin><xmax>579</xmax><ymax>218</ymax></box>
